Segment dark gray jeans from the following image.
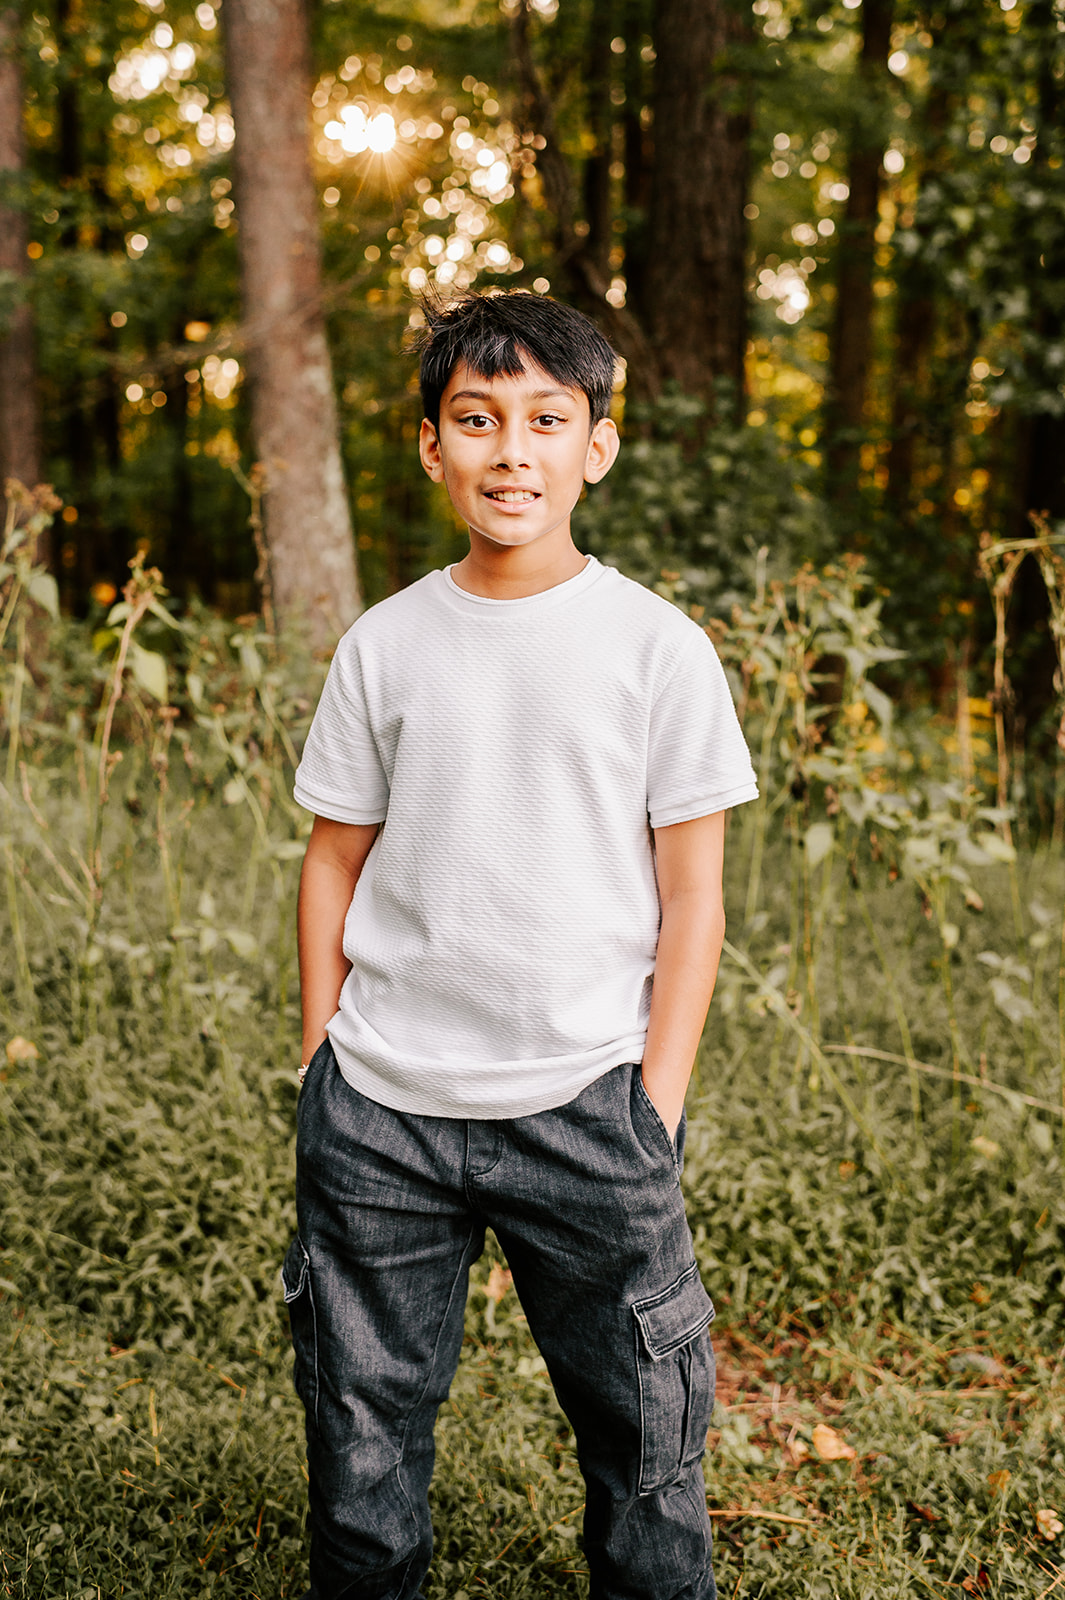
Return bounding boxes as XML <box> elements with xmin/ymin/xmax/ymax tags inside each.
<box><xmin>284</xmin><ymin>1041</ymin><xmax>717</xmax><ymax>1600</ymax></box>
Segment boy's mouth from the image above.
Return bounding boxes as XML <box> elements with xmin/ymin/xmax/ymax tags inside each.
<box><xmin>484</xmin><ymin>489</ymin><xmax>540</xmax><ymax>503</ymax></box>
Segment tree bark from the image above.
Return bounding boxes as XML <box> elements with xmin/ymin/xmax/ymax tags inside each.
<box><xmin>223</xmin><ymin>0</ymin><xmax>359</xmax><ymax>645</ymax></box>
<box><xmin>0</xmin><ymin>3</ymin><xmax>43</xmax><ymax>551</ymax></box>
<box><xmin>511</xmin><ymin>0</ymin><xmax>750</xmax><ymax>411</ymax></box>
<box><xmin>583</xmin><ymin>0</ymin><xmax>614</xmax><ymax>285</ymax></box>
<box><xmin>824</xmin><ymin>0</ymin><xmax>894</xmax><ymax>493</ymax></box>
<box><xmin>642</xmin><ymin>0</ymin><xmax>751</xmax><ymax>404</ymax></box>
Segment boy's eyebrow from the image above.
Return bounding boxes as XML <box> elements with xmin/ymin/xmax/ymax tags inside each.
<box><xmin>445</xmin><ymin>387</ymin><xmax>576</xmax><ymax>405</ymax></box>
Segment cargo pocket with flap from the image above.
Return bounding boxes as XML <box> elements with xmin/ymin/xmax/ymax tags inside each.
<box><xmin>281</xmin><ymin>1236</ymin><xmax>319</xmax><ymax>1429</ymax></box>
<box><xmin>633</xmin><ymin>1261</ymin><xmax>715</xmax><ymax>1494</ymax></box>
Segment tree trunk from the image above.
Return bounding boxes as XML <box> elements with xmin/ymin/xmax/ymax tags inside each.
<box><xmin>583</xmin><ymin>0</ymin><xmax>614</xmax><ymax>285</ymax></box>
<box><xmin>511</xmin><ymin>0</ymin><xmax>750</xmax><ymax>411</ymax></box>
<box><xmin>824</xmin><ymin>0</ymin><xmax>894</xmax><ymax>493</ymax></box>
<box><xmin>0</xmin><ymin>4</ymin><xmax>43</xmax><ymax>552</ymax></box>
<box><xmin>641</xmin><ymin>0</ymin><xmax>751</xmax><ymax>405</ymax></box>
<box><xmin>223</xmin><ymin>0</ymin><xmax>359</xmax><ymax>645</ymax></box>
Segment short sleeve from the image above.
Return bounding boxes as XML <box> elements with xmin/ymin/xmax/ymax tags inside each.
<box><xmin>646</xmin><ymin>628</ymin><xmax>758</xmax><ymax>829</ymax></box>
<box><xmin>293</xmin><ymin>639</ymin><xmax>390</xmax><ymax>825</ymax></box>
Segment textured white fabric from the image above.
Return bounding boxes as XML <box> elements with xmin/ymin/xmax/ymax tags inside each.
<box><xmin>294</xmin><ymin>557</ymin><xmax>758</xmax><ymax>1118</ymax></box>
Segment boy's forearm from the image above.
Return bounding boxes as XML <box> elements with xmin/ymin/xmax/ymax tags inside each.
<box><xmin>298</xmin><ymin>852</ymin><xmax>355</xmax><ymax>1063</ymax></box>
<box><xmin>297</xmin><ymin>818</ymin><xmax>381</xmax><ymax>1064</ymax></box>
<box><xmin>640</xmin><ymin>891</ymin><xmax>726</xmax><ymax>1139</ymax></box>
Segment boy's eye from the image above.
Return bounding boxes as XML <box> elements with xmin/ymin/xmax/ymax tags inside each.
<box><xmin>536</xmin><ymin>413</ymin><xmax>566</xmax><ymax>428</ymax></box>
<box><xmin>462</xmin><ymin>414</ymin><xmax>494</xmax><ymax>429</ymax></box>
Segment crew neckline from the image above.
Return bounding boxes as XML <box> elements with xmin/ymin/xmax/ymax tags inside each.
<box><xmin>440</xmin><ymin>554</ymin><xmax>603</xmax><ymax>610</ymax></box>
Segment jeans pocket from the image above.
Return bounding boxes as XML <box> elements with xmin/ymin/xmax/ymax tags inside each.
<box><xmin>633</xmin><ymin>1262</ymin><xmax>716</xmax><ymax>1494</ymax></box>
<box><xmin>633</xmin><ymin>1073</ymin><xmax>684</xmax><ymax>1181</ymax></box>
<box><xmin>281</xmin><ymin>1236</ymin><xmax>319</xmax><ymax>1429</ymax></box>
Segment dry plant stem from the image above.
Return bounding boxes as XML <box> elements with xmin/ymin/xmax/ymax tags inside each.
<box><xmin>230</xmin><ymin>460</ymin><xmax>276</xmax><ymax>643</ymax></box>
<box><xmin>954</xmin><ymin>637</ymin><xmax>974</xmax><ymax>790</ymax></box>
<box><xmin>855</xmin><ymin>879</ymin><xmax>922</xmax><ymax>1128</ymax></box>
<box><xmin>820</xmin><ymin>1043</ymin><xmax>1063</xmax><ymax>1118</ymax></box>
<box><xmin>90</xmin><ymin>584</ymin><xmax>154</xmax><ymax>918</ymax></box>
<box><xmin>1034</xmin><ymin>535</ymin><xmax>1065</xmax><ymax>848</ymax></box>
<box><xmin>16</xmin><ymin>761</ymin><xmax>91</xmax><ymax>910</ymax></box>
<box><xmin>744</xmin><ymin>664</ymin><xmax>789</xmax><ymax>926</ymax></box>
<box><xmin>152</xmin><ymin>712</ymin><xmax>181</xmax><ymax>929</ymax></box>
<box><xmin>937</xmin><ymin>928</ymin><xmax>967</xmax><ymax>1161</ymax></box>
<box><xmin>2</xmin><ymin>606</ymin><xmax>34</xmax><ymax>1010</ymax></box>
<box><xmin>1059</xmin><ymin>900</ymin><xmax>1065</xmax><ymax>1161</ymax></box>
<box><xmin>723</xmin><ymin>937</ymin><xmax>890</xmax><ymax>1168</ymax></box>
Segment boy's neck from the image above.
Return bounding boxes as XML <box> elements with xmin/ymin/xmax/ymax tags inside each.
<box><xmin>450</xmin><ymin>533</ymin><xmax>589</xmax><ymax>600</ymax></box>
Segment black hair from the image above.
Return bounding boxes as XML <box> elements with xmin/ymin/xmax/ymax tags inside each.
<box><xmin>413</xmin><ymin>289</ymin><xmax>618</xmax><ymax>429</ymax></box>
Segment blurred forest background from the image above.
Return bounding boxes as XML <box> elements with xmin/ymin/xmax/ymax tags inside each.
<box><xmin>1</xmin><ymin>0</ymin><xmax>1063</xmax><ymax>706</ymax></box>
<box><xmin>5</xmin><ymin>5</ymin><xmax>1065</xmax><ymax>1591</ymax></box>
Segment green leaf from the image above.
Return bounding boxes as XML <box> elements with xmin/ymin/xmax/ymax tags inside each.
<box><xmin>224</xmin><ymin>928</ymin><xmax>258</xmax><ymax>958</ymax></box>
<box><xmin>863</xmin><ymin>681</ymin><xmax>893</xmax><ymax>731</ymax></box>
<box><xmin>146</xmin><ymin>594</ymin><xmax>182</xmax><ymax>629</ymax></box>
<box><xmin>186</xmin><ymin>671</ymin><xmax>204</xmax><ymax>706</ymax></box>
<box><xmin>106</xmin><ymin>600</ymin><xmax>132</xmax><ymax>625</ymax></box>
<box><xmin>980</xmin><ymin>833</ymin><xmax>1016</xmax><ymax>863</ymax></box>
<box><xmin>129</xmin><ymin>641</ymin><xmax>168</xmax><ymax>702</ymax></box>
<box><xmin>272</xmin><ymin>839</ymin><xmax>308</xmax><ymax>860</ymax></box>
<box><xmin>27</xmin><ymin>571</ymin><xmax>59</xmax><ymax>619</ymax></box>
<box><xmin>222</xmin><ymin>778</ymin><xmax>244</xmax><ymax>806</ymax></box>
<box><xmin>804</xmin><ymin>821</ymin><xmax>834</xmax><ymax>869</ymax></box>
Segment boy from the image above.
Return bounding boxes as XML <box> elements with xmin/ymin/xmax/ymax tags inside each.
<box><xmin>286</xmin><ymin>290</ymin><xmax>758</xmax><ymax>1600</ymax></box>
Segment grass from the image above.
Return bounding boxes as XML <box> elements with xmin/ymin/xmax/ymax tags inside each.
<box><xmin>2</xmin><ymin>801</ymin><xmax>1064</xmax><ymax>1597</ymax></box>
<box><xmin>2</xmin><ymin>532</ymin><xmax>1065</xmax><ymax>1594</ymax></box>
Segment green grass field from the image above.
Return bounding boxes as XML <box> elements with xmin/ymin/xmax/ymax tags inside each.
<box><xmin>2</xmin><ymin>550</ymin><xmax>1065</xmax><ymax>1595</ymax></box>
<box><xmin>2</xmin><ymin>794</ymin><xmax>1063</xmax><ymax>1597</ymax></box>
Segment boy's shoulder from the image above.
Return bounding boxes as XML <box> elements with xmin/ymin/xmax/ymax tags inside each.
<box><xmin>331</xmin><ymin>561</ymin><xmax>709</xmax><ymax>665</ymax></box>
<box><xmin>333</xmin><ymin>570</ymin><xmax>442</xmax><ymax>656</ymax></box>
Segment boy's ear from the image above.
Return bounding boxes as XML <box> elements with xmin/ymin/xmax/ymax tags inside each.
<box><xmin>419</xmin><ymin>419</ymin><xmax>444</xmax><ymax>482</ymax></box>
<box><xmin>584</xmin><ymin>417</ymin><xmax>620</xmax><ymax>485</ymax></box>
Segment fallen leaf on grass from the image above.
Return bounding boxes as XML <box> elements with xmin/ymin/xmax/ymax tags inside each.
<box><xmin>961</xmin><ymin>1569</ymin><xmax>990</xmax><ymax>1593</ymax></box>
<box><xmin>1036</xmin><ymin>1508</ymin><xmax>1064</xmax><ymax>1541</ymax></box>
<box><xmin>987</xmin><ymin>1470</ymin><xmax>1011</xmax><ymax>1495</ymax></box>
<box><xmin>812</xmin><ymin>1423</ymin><xmax>856</xmax><ymax>1461</ymax></box>
<box><xmin>784</xmin><ymin>1436</ymin><xmax>810</xmax><ymax>1466</ymax></box>
<box><xmin>948</xmin><ymin>1350</ymin><xmax>1005</xmax><ymax>1379</ymax></box>
<box><xmin>907</xmin><ymin>1501</ymin><xmax>940</xmax><ymax>1523</ymax></box>
<box><xmin>485</xmin><ymin>1264</ymin><xmax>513</xmax><ymax>1304</ymax></box>
<box><xmin>5</xmin><ymin>1036</ymin><xmax>38</xmax><ymax>1066</ymax></box>
<box><xmin>971</xmin><ymin>1135</ymin><xmax>1000</xmax><ymax>1159</ymax></box>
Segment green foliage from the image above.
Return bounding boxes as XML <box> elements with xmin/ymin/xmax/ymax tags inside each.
<box><xmin>575</xmin><ymin>389</ymin><xmax>832</xmax><ymax>613</ymax></box>
<box><xmin>3</xmin><ymin>528</ymin><xmax>1065</xmax><ymax>1592</ymax></box>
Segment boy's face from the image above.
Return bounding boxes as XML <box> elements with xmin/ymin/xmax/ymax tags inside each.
<box><xmin>418</xmin><ymin>358</ymin><xmax>619</xmax><ymax>555</ymax></box>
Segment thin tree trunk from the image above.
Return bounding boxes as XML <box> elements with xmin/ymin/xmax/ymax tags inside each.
<box><xmin>511</xmin><ymin>0</ymin><xmax>751</xmax><ymax>410</ymax></box>
<box><xmin>641</xmin><ymin>0</ymin><xmax>751</xmax><ymax>405</ymax></box>
<box><xmin>0</xmin><ymin>4</ymin><xmax>43</xmax><ymax>552</ymax></box>
<box><xmin>223</xmin><ymin>0</ymin><xmax>359</xmax><ymax>645</ymax></box>
<box><xmin>825</xmin><ymin>0</ymin><xmax>894</xmax><ymax>493</ymax></box>
<box><xmin>885</xmin><ymin>72</ymin><xmax>947</xmax><ymax>524</ymax></box>
<box><xmin>583</xmin><ymin>0</ymin><xmax>614</xmax><ymax>284</ymax></box>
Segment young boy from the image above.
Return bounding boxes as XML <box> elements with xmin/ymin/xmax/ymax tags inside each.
<box><xmin>286</xmin><ymin>290</ymin><xmax>758</xmax><ymax>1600</ymax></box>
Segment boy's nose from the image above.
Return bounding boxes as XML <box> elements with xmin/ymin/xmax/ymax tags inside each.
<box><xmin>492</xmin><ymin>425</ymin><xmax>530</xmax><ymax>471</ymax></box>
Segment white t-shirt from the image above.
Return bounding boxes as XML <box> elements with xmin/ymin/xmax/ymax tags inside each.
<box><xmin>294</xmin><ymin>556</ymin><xmax>757</xmax><ymax>1118</ymax></box>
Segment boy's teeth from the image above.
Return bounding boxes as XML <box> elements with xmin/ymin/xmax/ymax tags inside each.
<box><xmin>488</xmin><ymin>490</ymin><xmax>537</xmax><ymax>502</ymax></box>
